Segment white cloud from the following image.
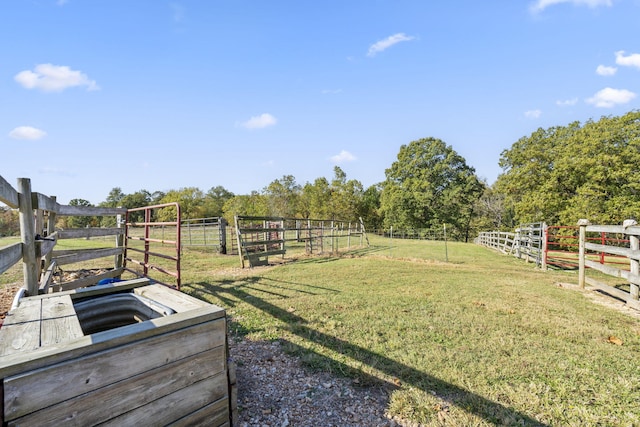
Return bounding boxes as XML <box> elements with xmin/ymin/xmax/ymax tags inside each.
<box><xmin>15</xmin><ymin>64</ymin><xmax>99</xmax><ymax>92</ymax></box>
<box><xmin>367</xmin><ymin>33</ymin><xmax>415</xmax><ymax>57</ymax></box>
<box><xmin>240</xmin><ymin>113</ymin><xmax>277</xmax><ymax>129</ymax></box>
<box><xmin>586</xmin><ymin>87</ymin><xmax>636</xmax><ymax>108</ymax></box>
<box><xmin>8</xmin><ymin>126</ymin><xmax>47</xmax><ymax>140</ymax></box>
<box><xmin>530</xmin><ymin>0</ymin><xmax>612</xmax><ymax>13</ymax></box>
<box><xmin>596</xmin><ymin>65</ymin><xmax>617</xmax><ymax>76</ymax></box>
<box><xmin>524</xmin><ymin>109</ymin><xmax>542</xmax><ymax>119</ymax></box>
<box><xmin>330</xmin><ymin>150</ymin><xmax>356</xmax><ymax>164</ymax></box>
<box><xmin>556</xmin><ymin>98</ymin><xmax>578</xmax><ymax>106</ymax></box>
<box><xmin>615</xmin><ymin>51</ymin><xmax>640</xmax><ymax>69</ymax></box>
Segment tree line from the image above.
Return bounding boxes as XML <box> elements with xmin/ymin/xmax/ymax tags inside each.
<box><xmin>2</xmin><ymin>110</ymin><xmax>639</xmax><ymax>240</ymax></box>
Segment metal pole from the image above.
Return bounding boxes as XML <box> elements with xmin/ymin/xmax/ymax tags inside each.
<box><xmin>444</xmin><ymin>224</ymin><xmax>449</xmax><ymax>263</ymax></box>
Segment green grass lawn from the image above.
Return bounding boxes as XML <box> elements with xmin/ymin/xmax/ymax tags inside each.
<box><xmin>181</xmin><ymin>236</ymin><xmax>640</xmax><ymax>426</ymax></box>
<box><xmin>2</xmin><ymin>234</ymin><xmax>639</xmax><ymax>425</ymax></box>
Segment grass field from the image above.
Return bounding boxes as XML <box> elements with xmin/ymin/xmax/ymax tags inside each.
<box><xmin>2</xmin><ymin>234</ymin><xmax>640</xmax><ymax>425</ymax></box>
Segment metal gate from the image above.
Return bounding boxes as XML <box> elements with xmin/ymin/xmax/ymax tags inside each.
<box><xmin>124</xmin><ymin>203</ymin><xmax>181</xmax><ymax>289</ymax></box>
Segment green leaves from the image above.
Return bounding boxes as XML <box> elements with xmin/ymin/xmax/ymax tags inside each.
<box><xmin>497</xmin><ymin>111</ymin><xmax>640</xmax><ymax>225</ymax></box>
<box><xmin>380</xmin><ymin>137</ymin><xmax>483</xmax><ymax>240</ymax></box>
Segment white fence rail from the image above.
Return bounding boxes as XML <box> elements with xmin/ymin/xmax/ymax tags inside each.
<box><xmin>578</xmin><ymin>219</ymin><xmax>640</xmax><ymax>310</ymax></box>
<box><xmin>476</xmin><ymin>222</ymin><xmax>546</xmax><ymax>267</ymax></box>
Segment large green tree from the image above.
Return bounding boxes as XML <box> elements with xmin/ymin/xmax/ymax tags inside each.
<box><xmin>262</xmin><ymin>175</ymin><xmax>301</xmax><ymax>218</ymax></box>
<box><xmin>380</xmin><ymin>137</ymin><xmax>483</xmax><ymax>241</ymax></box>
<box><xmin>201</xmin><ymin>186</ymin><xmax>234</xmax><ymax>218</ymax></box>
<box><xmin>497</xmin><ymin>111</ymin><xmax>640</xmax><ymax>225</ymax></box>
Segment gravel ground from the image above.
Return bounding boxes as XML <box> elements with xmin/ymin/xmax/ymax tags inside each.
<box><xmin>230</xmin><ymin>338</ymin><xmax>407</xmax><ymax>427</ymax></box>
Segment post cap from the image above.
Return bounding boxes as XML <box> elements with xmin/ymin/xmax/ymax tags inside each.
<box><xmin>577</xmin><ymin>219</ymin><xmax>590</xmax><ymax>226</ymax></box>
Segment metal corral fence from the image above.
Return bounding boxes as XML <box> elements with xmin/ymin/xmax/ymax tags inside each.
<box><xmin>577</xmin><ymin>219</ymin><xmax>640</xmax><ymax>310</ymax></box>
<box><xmin>181</xmin><ymin>217</ymin><xmax>229</xmax><ymax>253</ymax></box>
<box><xmin>370</xmin><ymin>226</ymin><xmax>447</xmax><ymax>241</ymax></box>
<box><xmin>476</xmin><ymin>222</ymin><xmax>545</xmax><ymax>267</ymax></box>
<box><xmin>234</xmin><ymin>216</ymin><xmax>369</xmax><ymax>268</ymax></box>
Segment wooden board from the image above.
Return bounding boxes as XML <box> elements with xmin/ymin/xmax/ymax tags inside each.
<box><xmin>134</xmin><ymin>284</ymin><xmax>208</xmax><ymax>312</ymax></box>
<box><xmin>53</xmin><ymin>247</ymin><xmax>123</xmax><ymax>266</ymax></box>
<box><xmin>168</xmin><ymin>396</ymin><xmax>230</xmax><ymax>427</ymax></box>
<box><xmin>3</xmin><ymin>318</ymin><xmax>226</xmax><ymax>420</ymax></box>
<box><xmin>0</xmin><ymin>299</ymin><xmax>41</xmax><ymax>357</ymax></box>
<box><xmin>40</xmin><ymin>295</ymin><xmax>83</xmax><ymax>347</ymax></box>
<box><xmin>0</xmin><ymin>304</ymin><xmax>225</xmax><ymax>380</ymax></box>
<box><xmin>0</xmin><ymin>243</ymin><xmax>22</xmax><ymax>276</ymax></box>
<box><xmin>8</xmin><ymin>347</ymin><xmax>225</xmax><ymax>426</ymax></box>
<box><xmin>0</xmin><ymin>175</ymin><xmax>19</xmax><ymax>207</ymax></box>
<box><xmin>99</xmin><ymin>373</ymin><xmax>229</xmax><ymax>427</ymax></box>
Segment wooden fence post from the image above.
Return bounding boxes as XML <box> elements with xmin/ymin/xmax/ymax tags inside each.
<box><xmin>624</xmin><ymin>219</ymin><xmax>640</xmax><ymax>301</ymax></box>
<box><xmin>578</xmin><ymin>219</ymin><xmax>589</xmax><ymax>289</ymax></box>
<box><xmin>17</xmin><ymin>178</ymin><xmax>39</xmax><ymax>296</ymax></box>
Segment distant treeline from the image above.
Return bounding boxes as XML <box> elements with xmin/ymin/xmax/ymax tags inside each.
<box><xmin>3</xmin><ymin>111</ymin><xmax>639</xmax><ymax>240</ymax></box>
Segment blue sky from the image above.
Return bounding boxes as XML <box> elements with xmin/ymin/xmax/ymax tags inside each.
<box><xmin>2</xmin><ymin>0</ymin><xmax>639</xmax><ymax>205</ymax></box>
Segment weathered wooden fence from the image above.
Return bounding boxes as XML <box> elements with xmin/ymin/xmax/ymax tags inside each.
<box><xmin>476</xmin><ymin>222</ymin><xmax>546</xmax><ymax>267</ymax></box>
<box><xmin>0</xmin><ymin>176</ymin><xmax>126</xmax><ymax>295</ymax></box>
<box><xmin>1</xmin><ymin>175</ymin><xmax>235</xmax><ymax>425</ymax></box>
<box><xmin>234</xmin><ymin>216</ymin><xmax>369</xmax><ymax>268</ymax></box>
<box><xmin>577</xmin><ymin>219</ymin><xmax>640</xmax><ymax>310</ymax></box>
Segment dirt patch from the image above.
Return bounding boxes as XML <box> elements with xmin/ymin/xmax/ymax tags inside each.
<box><xmin>1</xmin><ymin>283</ymin><xmax>20</xmax><ymax>322</ymax></box>
<box><xmin>556</xmin><ymin>282</ymin><xmax>640</xmax><ymax>319</ymax></box>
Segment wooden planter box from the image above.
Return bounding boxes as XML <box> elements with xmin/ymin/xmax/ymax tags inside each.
<box><xmin>0</xmin><ymin>278</ymin><xmax>234</xmax><ymax>426</ymax></box>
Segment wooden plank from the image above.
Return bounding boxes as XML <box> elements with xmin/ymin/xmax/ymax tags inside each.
<box><xmin>57</xmin><ymin>227</ymin><xmax>123</xmax><ymax>239</ymax></box>
<box><xmin>56</xmin><ymin>268</ymin><xmax>125</xmax><ymax>292</ymax></box>
<box><xmin>31</xmin><ymin>192</ymin><xmax>60</xmax><ymax>212</ymax></box>
<box><xmin>100</xmin><ymin>373</ymin><xmax>229</xmax><ymax>427</ymax></box>
<box><xmin>585</xmin><ymin>242</ymin><xmax>640</xmax><ymax>259</ymax></box>
<box><xmin>18</xmin><ymin>178</ymin><xmax>39</xmax><ymax>296</ymax></box>
<box><xmin>3</xmin><ymin>320</ymin><xmax>226</xmax><ymax>420</ymax></box>
<box><xmin>244</xmin><ymin>249</ymin><xmax>286</xmax><ymax>259</ymax></box>
<box><xmin>0</xmin><ymin>175</ymin><xmax>19</xmax><ymax>207</ymax></box>
<box><xmin>0</xmin><ymin>299</ymin><xmax>41</xmax><ymax>357</ymax></box>
<box><xmin>56</xmin><ymin>205</ymin><xmax>126</xmax><ymax>217</ymax></box>
<box><xmin>53</xmin><ymin>247</ymin><xmax>123</xmax><ymax>266</ymax></box>
<box><xmin>168</xmin><ymin>396</ymin><xmax>230</xmax><ymax>427</ymax></box>
<box><xmin>35</xmin><ymin>237</ymin><xmax>56</xmax><ymax>259</ymax></box>
<box><xmin>242</xmin><ymin>239</ymin><xmax>285</xmax><ymax>247</ymax></box>
<box><xmin>9</xmin><ymin>347</ymin><xmax>226</xmax><ymax>427</ymax></box>
<box><xmin>40</xmin><ymin>295</ymin><xmax>84</xmax><ymax>347</ymax></box>
<box><xmin>24</xmin><ymin>276</ymin><xmax>147</xmax><ymax>300</ymax></box>
<box><xmin>134</xmin><ymin>284</ymin><xmax>208</xmax><ymax>312</ymax></box>
<box><xmin>0</xmin><ymin>242</ymin><xmax>22</xmax><ymax>276</ymax></box>
<box><xmin>586</xmin><ymin>224</ymin><xmax>639</xmax><ymax>235</ymax></box>
<box><xmin>0</xmin><ymin>304</ymin><xmax>225</xmax><ymax>379</ymax></box>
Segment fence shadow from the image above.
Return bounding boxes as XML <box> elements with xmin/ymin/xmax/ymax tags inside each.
<box><xmin>186</xmin><ymin>276</ymin><xmax>548</xmax><ymax>426</ymax></box>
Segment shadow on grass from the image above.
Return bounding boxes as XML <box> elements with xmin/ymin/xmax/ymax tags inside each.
<box><xmin>186</xmin><ymin>275</ymin><xmax>548</xmax><ymax>426</ymax></box>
